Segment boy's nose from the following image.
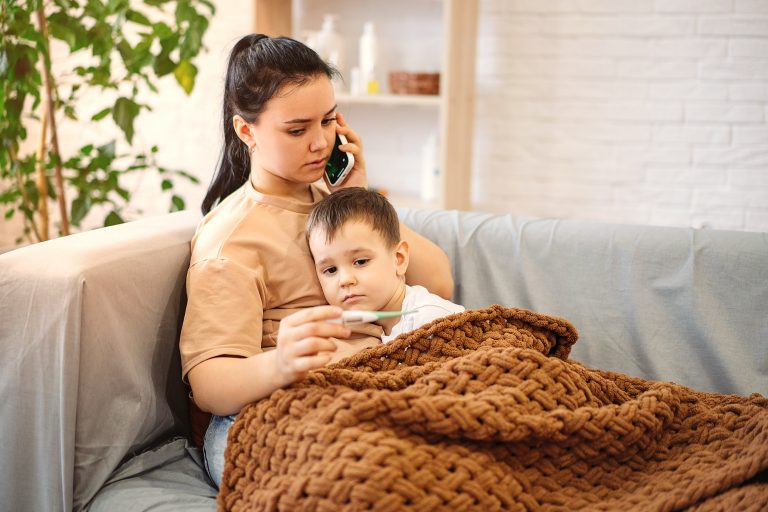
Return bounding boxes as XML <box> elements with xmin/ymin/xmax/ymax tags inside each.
<box><xmin>339</xmin><ymin>269</ymin><xmax>356</xmax><ymax>287</ymax></box>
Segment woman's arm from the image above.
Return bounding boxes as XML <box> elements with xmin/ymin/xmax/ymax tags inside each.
<box><xmin>188</xmin><ymin>306</ymin><xmax>349</xmax><ymax>416</ymax></box>
<box><xmin>400</xmin><ymin>222</ymin><xmax>454</xmax><ymax>300</ymax></box>
<box><xmin>189</xmin><ymin>352</ymin><xmax>282</xmax><ymax>416</ymax></box>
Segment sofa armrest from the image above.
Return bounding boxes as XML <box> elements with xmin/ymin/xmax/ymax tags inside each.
<box><xmin>0</xmin><ymin>210</ymin><xmax>200</xmax><ymax>512</ymax></box>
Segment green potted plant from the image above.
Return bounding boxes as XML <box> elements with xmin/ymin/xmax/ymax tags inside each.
<box><xmin>1</xmin><ymin>0</ymin><xmax>215</xmax><ymax>244</ymax></box>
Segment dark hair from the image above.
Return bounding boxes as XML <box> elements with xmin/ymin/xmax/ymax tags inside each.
<box><xmin>306</xmin><ymin>187</ymin><xmax>401</xmax><ymax>249</ymax></box>
<box><xmin>201</xmin><ymin>34</ymin><xmax>339</xmax><ymax>214</ymax></box>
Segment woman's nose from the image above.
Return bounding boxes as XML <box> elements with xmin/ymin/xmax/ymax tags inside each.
<box><xmin>309</xmin><ymin>127</ymin><xmax>329</xmax><ymax>152</ymax></box>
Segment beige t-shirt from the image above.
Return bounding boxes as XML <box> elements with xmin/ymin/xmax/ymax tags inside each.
<box><xmin>179</xmin><ymin>180</ymin><xmax>381</xmax><ymax>380</ymax></box>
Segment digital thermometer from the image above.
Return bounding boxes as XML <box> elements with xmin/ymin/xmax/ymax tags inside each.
<box><xmin>328</xmin><ymin>310</ymin><xmax>413</xmax><ymax>325</ymax></box>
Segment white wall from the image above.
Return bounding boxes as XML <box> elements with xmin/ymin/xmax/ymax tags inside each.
<box><xmin>5</xmin><ymin>0</ymin><xmax>767</xmax><ymax>248</ymax></box>
<box><xmin>472</xmin><ymin>0</ymin><xmax>768</xmax><ymax>231</ymax></box>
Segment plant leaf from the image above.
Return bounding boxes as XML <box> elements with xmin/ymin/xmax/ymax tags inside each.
<box><xmin>112</xmin><ymin>97</ymin><xmax>140</xmax><ymax>144</ymax></box>
<box><xmin>173</xmin><ymin>59</ymin><xmax>197</xmax><ymax>95</ymax></box>
<box><xmin>161</xmin><ymin>178</ymin><xmax>172</xmax><ymax>190</ymax></box>
<box><xmin>116</xmin><ymin>187</ymin><xmax>130</xmax><ymax>201</ymax></box>
<box><xmin>126</xmin><ymin>9</ymin><xmax>151</xmax><ymax>26</ymax></box>
<box><xmin>175</xmin><ymin>169</ymin><xmax>200</xmax><ymax>184</ymax></box>
<box><xmin>98</xmin><ymin>141</ymin><xmax>117</xmax><ymax>159</ymax></box>
<box><xmin>180</xmin><ymin>17</ymin><xmax>205</xmax><ymax>60</ymax></box>
<box><xmin>70</xmin><ymin>197</ymin><xmax>89</xmax><ymax>226</ymax></box>
<box><xmin>152</xmin><ymin>22</ymin><xmax>173</xmax><ymax>39</ymax></box>
<box><xmin>154</xmin><ymin>51</ymin><xmax>175</xmax><ymax>77</ymax></box>
<box><xmin>91</xmin><ymin>107</ymin><xmax>111</xmax><ymax>121</ymax></box>
<box><xmin>170</xmin><ymin>194</ymin><xmax>184</xmax><ymax>211</ymax></box>
<box><xmin>47</xmin><ymin>12</ymin><xmax>78</xmax><ymax>50</ymax></box>
<box><xmin>104</xmin><ymin>210</ymin><xmax>124</xmax><ymax>226</ymax></box>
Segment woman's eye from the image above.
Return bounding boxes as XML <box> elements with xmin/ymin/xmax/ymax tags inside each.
<box><xmin>288</xmin><ymin>129</ymin><xmax>305</xmax><ymax>136</ymax></box>
<box><xmin>321</xmin><ymin>117</ymin><xmax>337</xmax><ymax>126</ymax></box>
<box><xmin>322</xmin><ymin>266</ymin><xmax>337</xmax><ymax>275</ymax></box>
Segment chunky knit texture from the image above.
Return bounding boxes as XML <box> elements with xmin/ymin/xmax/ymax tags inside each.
<box><xmin>219</xmin><ymin>305</ymin><xmax>768</xmax><ymax>511</ymax></box>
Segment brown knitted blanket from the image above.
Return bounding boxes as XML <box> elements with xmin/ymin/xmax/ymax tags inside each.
<box><xmin>219</xmin><ymin>306</ymin><xmax>768</xmax><ymax>511</ymax></box>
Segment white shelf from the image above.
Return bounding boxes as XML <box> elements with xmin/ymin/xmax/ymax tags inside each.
<box><xmin>336</xmin><ymin>93</ymin><xmax>441</xmax><ymax>108</ymax></box>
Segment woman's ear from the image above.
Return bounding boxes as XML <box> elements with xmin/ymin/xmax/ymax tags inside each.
<box><xmin>232</xmin><ymin>115</ymin><xmax>256</xmax><ymax>149</ymax></box>
<box><xmin>394</xmin><ymin>240</ymin><xmax>409</xmax><ymax>278</ymax></box>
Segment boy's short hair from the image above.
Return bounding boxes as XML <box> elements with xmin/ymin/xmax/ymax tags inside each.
<box><xmin>306</xmin><ymin>187</ymin><xmax>400</xmax><ymax>248</ymax></box>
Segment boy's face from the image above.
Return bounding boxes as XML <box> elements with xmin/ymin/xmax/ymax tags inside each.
<box><xmin>309</xmin><ymin>220</ymin><xmax>408</xmax><ymax>312</ymax></box>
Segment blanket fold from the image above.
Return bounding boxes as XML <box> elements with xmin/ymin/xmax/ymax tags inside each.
<box><xmin>219</xmin><ymin>305</ymin><xmax>768</xmax><ymax>511</ymax></box>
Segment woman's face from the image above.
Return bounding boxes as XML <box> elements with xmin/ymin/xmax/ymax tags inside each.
<box><xmin>248</xmin><ymin>76</ymin><xmax>337</xmax><ymax>194</ymax></box>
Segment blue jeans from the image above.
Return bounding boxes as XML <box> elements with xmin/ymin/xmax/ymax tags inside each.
<box><xmin>202</xmin><ymin>414</ymin><xmax>237</xmax><ymax>488</ymax></box>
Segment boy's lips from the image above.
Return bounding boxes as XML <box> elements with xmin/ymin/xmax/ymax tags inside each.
<box><xmin>343</xmin><ymin>294</ymin><xmax>363</xmax><ymax>304</ymax></box>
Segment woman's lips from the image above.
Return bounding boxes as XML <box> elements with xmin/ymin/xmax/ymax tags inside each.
<box><xmin>306</xmin><ymin>156</ymin><xmax>327</xmax><ymax>169</ymax></box>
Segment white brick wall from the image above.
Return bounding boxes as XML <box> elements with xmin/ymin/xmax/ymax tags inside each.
<box><xmin>473</xmin><ymin>0</ymin><xmax>768</xmax><ymax>232</ymax></box>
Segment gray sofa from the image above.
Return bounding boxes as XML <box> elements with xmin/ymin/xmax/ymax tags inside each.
<box><xmin>1</xmin><ymin>207</ymin><xmax>766</xmax><ymax>511</ymax></box>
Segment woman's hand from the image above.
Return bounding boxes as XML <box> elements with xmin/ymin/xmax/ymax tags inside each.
<box><xmin>274</xmin><ymin>305</ymin><xmax>349</xmax><ymax>384</ymax></box>
<box><xmin>331</xmin><ymin>111</ymin><xmax>368</xmax><ymax>189</ymax></box>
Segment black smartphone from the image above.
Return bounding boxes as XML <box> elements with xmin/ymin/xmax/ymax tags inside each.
<box><xmin>325</xmin><ymin>133</ymin><xmax>355</xmax><ymax>187</ymax></box>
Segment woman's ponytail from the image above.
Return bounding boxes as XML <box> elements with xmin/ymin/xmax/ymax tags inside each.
<box><xmin>201</xmin><ymin>102</ymin><xmax>250</xmax><ymax>214</ymax></box>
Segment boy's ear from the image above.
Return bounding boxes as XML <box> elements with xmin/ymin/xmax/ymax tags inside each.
<box><xmin>233</xmin><ymin>115</ymin><xmax>256</xmax><ymax>149</ymax></box>
<box><xmin>394</xmin><ymin>240</ymin><xmax>409</xmax><ymax>277</ymax></box>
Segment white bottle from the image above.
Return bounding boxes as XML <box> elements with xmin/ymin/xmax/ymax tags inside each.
<box><xmin>349</xmin><ymin>66</ymin><xmax>362</xmax><ymax>96</ymax></box>
<box><xmin>420</xmin><ymin>133</ymin><xmax>439</xmax><ymax>202</ymax></box>
<box><xmin>358</xmin><ymin>21</ymin><xmax>379</xmax><ymax>94</ymax></box>
<box><xmin>315</xmin><ymin>15</ymin><xmax>345</xmax><ymax>89</ymax></box>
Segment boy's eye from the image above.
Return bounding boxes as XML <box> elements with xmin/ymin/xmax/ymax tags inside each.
<box><xmin>322</xmin><ymin>266</ymin><xmax>337</xmax><ymax>275</ymax></box>
<box><xmin>353</xmin><ymin>258</ymin><xmax>369</xmax><ymax>266</ymax></box>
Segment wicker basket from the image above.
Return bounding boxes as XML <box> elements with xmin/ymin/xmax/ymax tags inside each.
<box><xmin>388</xmin><ymin>71</ymin><xmax>440</xmax><ymax>95</ymax></box>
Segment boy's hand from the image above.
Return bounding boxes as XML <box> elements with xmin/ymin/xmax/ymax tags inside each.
<box><xmin>275</xmin><ymin>306</ymin><xmax>349</xmax><ymax>384</ymax></box>
<box><xmin>332</xmin><ymin>112</ymin><xmax>368</xmax><ymax>189</ymax></box>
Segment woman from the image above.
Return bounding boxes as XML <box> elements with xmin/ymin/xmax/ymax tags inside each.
<box><xmin>179</xmin><ymin>34</ymin><xmax>454</xmax><ymax>487</ymax></box>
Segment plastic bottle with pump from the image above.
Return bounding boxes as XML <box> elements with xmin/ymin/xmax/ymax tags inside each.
<box><xmin>314</xmin><ymin>15</ymin><xmax>345</xmax><ymax>91</ymax></box>
<box><xmin>358</xmin><ymin>22</ymin><xmax>379</xmax><ymax>94</ymax></box>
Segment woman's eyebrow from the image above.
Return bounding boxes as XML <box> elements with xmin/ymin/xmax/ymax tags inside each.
<box><xmin>284</xmin><ymin>105</ymin><xmax>338</xmax><ymax>125</ymax></box>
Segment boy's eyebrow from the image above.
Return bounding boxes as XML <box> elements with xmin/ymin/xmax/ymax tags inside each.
<box><xmin>313</xmin><ymin>257</ymin><xmax>332</xmax><ymax>267</ymax></box>
<box><xmin>284</xmin><ymin>105</ymin><xmax>338</xmax><ymax>125</ymax></box>
<box><xmin>313</xmin><ymin>247</ymin><xmax>370</xmax><ymax>267</ymax></box>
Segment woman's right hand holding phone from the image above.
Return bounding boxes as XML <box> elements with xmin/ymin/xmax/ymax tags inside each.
<box><xmin>333</xmin><ymin>112</ymin><xmax>368</xmax><ymax>189</ymax></box>
<box><xmin>274</xmin><ymin>305</ymin><xmax>349</xmax><ymax>385</ymax></box>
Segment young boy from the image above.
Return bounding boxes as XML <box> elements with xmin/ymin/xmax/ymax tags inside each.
<box><xmin>306</xmin><ymin>187</ymin><xmax>464</xmax><ymax>343</ymax></box>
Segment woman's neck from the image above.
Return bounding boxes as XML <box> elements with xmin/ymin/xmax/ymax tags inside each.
<box><xmin>249</xmin><ymin>171</ymin><xmax>314</xmax><ymax>203</ymax></box>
